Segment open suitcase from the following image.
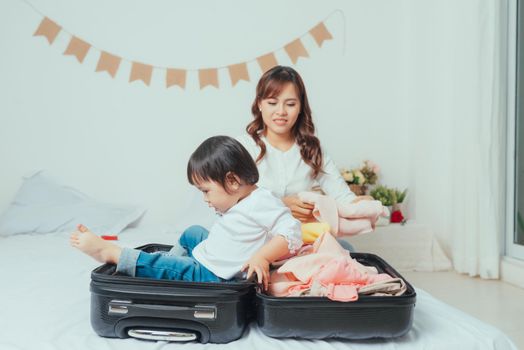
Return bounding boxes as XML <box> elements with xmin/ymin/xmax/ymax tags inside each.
<box><xmin>90</xmin><ymin>244</ymin><xmax>255</xmax><ymax>344</ymax></box>
<box><xmin>90</xmin><ymin>245</ymin><xmax>415</xmax><ymax>343</ymax></box>
<box><xmin>255</xmin><ymin>252</ymin><xmax>417</xmax><ymax>340</ymax></box>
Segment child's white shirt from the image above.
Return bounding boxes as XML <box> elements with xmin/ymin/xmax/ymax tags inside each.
<box><xmin>192</xmin><ymin>187</ymin><xmax>302</xmax><ymax>280</ymax></box>
<box><xmin>237</xmin><ymin>135</ymin><xmax>356</xmax><ymax>205</ymax></box>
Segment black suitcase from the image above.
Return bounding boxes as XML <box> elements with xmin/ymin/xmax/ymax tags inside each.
<box><xmin>255</xmin><ymin>252</ymin><xmax>416</xmax><ymax>340</ymax></box>
<box><xmin>90</xmin><ymin>244</ymin><xmax>255</xmax><ymax>344</ymax></box>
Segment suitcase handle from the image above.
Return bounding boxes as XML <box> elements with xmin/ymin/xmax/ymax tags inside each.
<box><xmin>110</xmin><ymin>300</ymin><xmax>215</xmax><ymax>343</ymax></box>
<box><xmin>127</xmin><ymin>329</ymin><xmax>197</xmax><ymax>342</ymax></box>
<box><xmin>108</xmin><ymin>300</ymin><xmax>216</xmax><ymax>320</ymax></box>
<box><xmin>115</xmin><ymin>317</ymin><xmax>211</xmax><ymax>343</ymax></box>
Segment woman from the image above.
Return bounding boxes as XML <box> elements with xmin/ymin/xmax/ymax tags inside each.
<box><xmin>238</xmin><ymin>66</ymin><xmax>362</xmax><ymax>249</ymax></box>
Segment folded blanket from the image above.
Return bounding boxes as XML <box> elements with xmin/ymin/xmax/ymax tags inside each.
<box><xmin>298</xmin><ymin>191</ymin><xmax>389</xmax><ymax>237</ymax></box>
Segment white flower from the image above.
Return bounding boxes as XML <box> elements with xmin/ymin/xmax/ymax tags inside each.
<box><xmin>353</xmin><ymin>170</ymin><xmax>366</xmax><ymax>184</ymax></box>
<box><xmin>342</xmin><ymin>170</ymin><xmax>354</xmax><ymax>182</ymax></box>
<box><xmin>364</xmin><ymin>160</ymin><xmax>380</xmax><ymax>174</ymax></box>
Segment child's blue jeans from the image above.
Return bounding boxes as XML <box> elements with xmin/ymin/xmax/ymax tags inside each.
<box><xmin>116</xmin><ymin>225</ymin><xmax>223</xmax><ymax>282</ymax></box>
<box><xmin>337</xmin><ymin>239</ymin><xmax>355</xmax><ymax>252</ymax></box>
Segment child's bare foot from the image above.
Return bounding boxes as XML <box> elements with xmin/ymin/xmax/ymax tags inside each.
<box><xmin>70</xmin><ymin>224</ymin><xmax>121</xmax><ymax>264</ymax></box>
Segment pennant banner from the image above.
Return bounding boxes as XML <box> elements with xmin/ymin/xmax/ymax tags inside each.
<box><xmin>31</xmin><ymin>13</ymin><xmax>338</xmax><ymax>90</ymax></box>
<box><xmin>199</xmin><ymin>68</ymin><xmax>219</xmax><ymax>89</ymax></box>
<box><xmin>257</xmin><ymin>53</ymin><xmax>278</xmax><ymax>74</ymax></box>
<box><xmin>228</xmin><ymin>63</ymin><xmax>249</xmax><ymax>86</ymax></box>
<box><xmin>130</xmin><ymin>62</ymin><xmax>153</xmax><ymax>86</ymax></box>
<box><xmin>95</xmin><ymin>51</ymin><xmax>121</xmax><ymax>78</ymax></box>
<box><xmin>284</xmin><ymin>39</ymin><xmax>309</xmax><ymax>64</ymax></box>
<box><xmin>166</xmin><ymin>68</ymin><xmax>187</xmax><ymax>88</ymax></box>
<box><xmin>34</xmin><ymin>17</ymin><xmax>61</xmax><ymax>44</ymax></box>
<box><xmin>63</xmin><ymin>36</ymin><xmax>90</xmax><ymax>63</ymax></box>
<box><xmin>309</xmin><ymin>22</ymin><xmax>333</xmax><ymax>47</ymax></box>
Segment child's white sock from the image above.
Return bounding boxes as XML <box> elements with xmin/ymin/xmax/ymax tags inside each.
<box><xmin>164</xmin><ymin>242</ymin><xmax>187</xmax><ymax>256</ymax></box>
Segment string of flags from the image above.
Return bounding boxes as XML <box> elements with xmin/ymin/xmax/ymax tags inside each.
<box><xmin>33</xmin><ymin>14</ymin><xmax>335</xmax><ymax>89</ymax></box>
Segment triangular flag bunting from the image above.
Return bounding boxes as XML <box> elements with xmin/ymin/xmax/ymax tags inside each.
<box><xmin>95</xmin><ymin>51</ymin><xmax>121</xmax><ymax>78</ymax></box>
<box><xmin>130</xmin><ymin>62</ymin><xmax>153</xmax><ymax>86</ymax></box>
<box><xmin>199</xmin><ymin>68</ymin><xmax>219</xmax><ymax>89</ymax></box>
<box><xmin>228</xmin><ymin>63</ymin><xmax>250</xmax><ymax>86</ymax></box>
<box><xmin>309</xmin><ymin>22</ymin><xmax>333</xmax><ymax>47</ymax></box>
<box><xmin>64</xmin><ymin>36</ymin><xmax>90</xmax><ymax>63</ymax></box>
<box><xmin>284</xmin><ymin>39</ymin><xmax>309</xmax><ymax>64</ymax></box>
<box><xmin>30</xmin><ymin>9</ymin><xmax>338</xmax><ymax>90</ymax></box>
<box><xmin>33</xmin><ymin>17</ymin><xmax>61</xmax><ymax>44</ymax></box>
<box><xmin>166</xmin><ymin>69</ymin><xmax>187</xmax><ymax>89</ymax></box>
<box><xmin>257</xmin><ymin>53</ymin><xmax>278</xmax><ymax>73</ymax></box>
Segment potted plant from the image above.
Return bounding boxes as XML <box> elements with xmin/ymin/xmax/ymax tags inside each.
<box><xmin>340</xmin><ymin>160</ymin><xmax>379</xmax><ymax>196</ymax></box>
<box><xmin>392</xmin><ymin>188</ymin><xmax>408</xmax><ymax>211</ymax></box>
<box><xmin>370</xmin><ymin>185</ymin><xmax>408</xmax><ymax>224</ymax></box>
<box><xmin>369</xmin><ymin>185</ymin><xmax>395</xmax><ymax>207</ymax></box>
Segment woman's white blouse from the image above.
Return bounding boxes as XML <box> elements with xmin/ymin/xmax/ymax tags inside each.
<box><xmin>237</xmin><ymin>135</ymin><xmax>356</xmax><ymax>205</ymax></box>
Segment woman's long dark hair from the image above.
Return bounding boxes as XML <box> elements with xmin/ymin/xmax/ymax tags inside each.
<box><xmin>246</xmin><ymin>66</ymin><xmax>323</xmax><ymax>178</ymax></box>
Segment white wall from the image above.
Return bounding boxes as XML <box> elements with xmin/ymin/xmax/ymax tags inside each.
<box><xmin>0</xmin><ymin>0</ymin><xmax>490</xmax><ymax>255</ymax></box>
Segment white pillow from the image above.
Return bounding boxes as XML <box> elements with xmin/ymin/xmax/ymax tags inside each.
<box><xmin>0</xmin><ymin>171</ymin><xmax>145</xmax><ymax>236</ymax></box>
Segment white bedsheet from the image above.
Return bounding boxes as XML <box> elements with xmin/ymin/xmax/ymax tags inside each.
<box><xmin>0</xmin><ymin>228</ymin><xmax>517</xmax><ymax>350</ymax></box>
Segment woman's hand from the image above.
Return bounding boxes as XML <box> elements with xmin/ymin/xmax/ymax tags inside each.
<box><xmin>282</xmin><ymin>196</ymin><xmax>315</xmax><ymax>222</ymax></box>
<box><xmin>242</xmin><ymin>254</ymin><xmax>270</xmax><ymax>290</ymax></box>
<box><xmin>351</xmin><ymin>195</ymin><xmax>374</xmax><ymax>203</ymax></box>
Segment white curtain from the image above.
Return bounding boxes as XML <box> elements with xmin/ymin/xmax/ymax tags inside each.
<box><xmin>450</xmin><ymin>0</ymin><xmax>507</xmax><ymax>279</ymax></box>
<box><xmin>407</xmin><ymin>0</ymin><xmax>507</xmax><ymax>278</ymax></box>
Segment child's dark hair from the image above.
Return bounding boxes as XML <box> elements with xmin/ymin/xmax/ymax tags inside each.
<box><xmin>187</xmin><ymin>136</ymin><xmax>259</xmax><ymax>191</ymax></box>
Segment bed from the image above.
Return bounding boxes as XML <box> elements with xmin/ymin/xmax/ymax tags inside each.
<box><xmin>0</xmin><ymin>227</ymin><xmax>517</xmax><ymax>350</ymax></box>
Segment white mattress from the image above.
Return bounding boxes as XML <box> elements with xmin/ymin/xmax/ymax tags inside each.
<box><xmin>0</xmin><ymin>228</ymin><xmax>517</xmax><ymax>350</ymax></box>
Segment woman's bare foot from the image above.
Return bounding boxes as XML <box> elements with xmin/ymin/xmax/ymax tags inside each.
<box><xmin>70</xmin><ymin>224</ymin><xmax>121</xmax><ymax>264</ymax></box>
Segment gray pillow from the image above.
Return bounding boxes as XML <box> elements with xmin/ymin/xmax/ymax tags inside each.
<box><xmin>0</xmin><ymin>171</ymin><xmax>145</xmax><ymax>236</ymax></box>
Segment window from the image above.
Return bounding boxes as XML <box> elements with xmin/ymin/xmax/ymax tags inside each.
<box><xmin>508</xmin><ymin>0</ymin><xmax>524</xmax><ymax>259</ymax></box>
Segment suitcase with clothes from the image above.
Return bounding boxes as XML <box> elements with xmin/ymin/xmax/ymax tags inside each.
<box><xmin>90</xmin><ymin>243</ymin><xmax>255</xmax><ymax>344</ymax></box>
<box><xmin>255</xmin><ymin>252</ymin><xmax>416</xmax><ymax>340</ymax></box>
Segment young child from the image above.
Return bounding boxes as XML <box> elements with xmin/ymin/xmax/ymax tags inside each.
<box><xmin>70</xmin><ymin>135</ymin><xmax>302</xmax><ymax>289</ymax></box>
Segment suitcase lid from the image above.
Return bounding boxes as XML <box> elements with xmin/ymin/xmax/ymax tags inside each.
<box><xmin>90</xmin><ymin>242</ymin><xmax>255</xmax><ymax>299</ymax></box>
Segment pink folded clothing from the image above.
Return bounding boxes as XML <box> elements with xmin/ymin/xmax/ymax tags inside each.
<box><xmin>298</xmin><ymin>191</ymin><xmax>389</xmax><ymax>236</ymax></box>
<box><xmin>268</xmin><ymin>233</ymin><xmax>406</xmax><ymax>302</ymax></box>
